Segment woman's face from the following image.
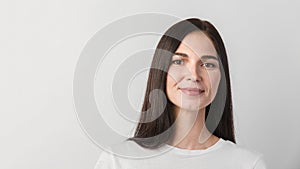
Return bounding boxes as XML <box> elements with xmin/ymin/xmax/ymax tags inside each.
<box><xmin>166</xmin><ymin>31</ymin><xmax>221</xmax><ymax>112</ymax></box>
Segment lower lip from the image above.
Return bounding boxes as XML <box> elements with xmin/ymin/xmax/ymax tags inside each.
<box><xmin>179</xmin><ymin>89</ymin><xmax>205</xmax><ymax>96</ymax></box>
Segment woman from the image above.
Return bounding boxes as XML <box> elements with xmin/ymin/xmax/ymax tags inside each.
<box><xmin>95</xmin><ymin>18</ymin><xmax>267</xmax><ymax>169</ymax></box>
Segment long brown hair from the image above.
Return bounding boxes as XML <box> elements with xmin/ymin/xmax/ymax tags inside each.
<box><xmin>128</xmin><ymin>18</ymin><xmax>235</xmax><ymax>149</ymax></box>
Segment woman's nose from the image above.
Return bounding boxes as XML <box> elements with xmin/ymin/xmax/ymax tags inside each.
<box><xmin>186</xmin><ymin>63</ymin><xmax>202</xmax><ymax>82</ymax></box>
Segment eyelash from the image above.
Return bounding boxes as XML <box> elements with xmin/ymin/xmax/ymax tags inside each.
<box><xmin>172</xmin><ymin>60</ymin><xmax>184</xmax><ymax>65</ymax></box>
<box><xmin>171</xmin><ymin>59</ymin><xmax>217</xmax><ymax>68</ymax></box>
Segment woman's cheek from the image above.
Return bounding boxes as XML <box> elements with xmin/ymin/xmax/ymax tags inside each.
<box><xmin>167</xmin><ymin>67</ymin><xmax>182</xmax><ymax>84</ymax></box>
<box><xmin>209</xmin><ymin>71</ymin><xmax>221</xmax><ymax>95</ymax></box>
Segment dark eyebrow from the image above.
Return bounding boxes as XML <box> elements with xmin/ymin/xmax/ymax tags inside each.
<box><xmin>174</xmin><ymin>52</ymin><xmax>219</xmax><ymax>60</ymax></box>
<box><xmin>174</xmin><ymin>52</ymin><xmax>189</xmax><ymax>57</ymax></box>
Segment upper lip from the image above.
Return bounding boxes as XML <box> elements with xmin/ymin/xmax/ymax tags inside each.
<box><xmin>179</xmin><ymin>87</ymin><xmax>205</xmax><ymax>92</ymax></box>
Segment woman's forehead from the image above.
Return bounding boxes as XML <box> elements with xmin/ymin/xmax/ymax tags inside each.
<box><xmin>176</xmin><ymin>31</ymin><xmax>218</xmax><ymax>56</ymax></box>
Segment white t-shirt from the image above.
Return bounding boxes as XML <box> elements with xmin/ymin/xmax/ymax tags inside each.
<box><xmin>94</xmin><ymin>138</ymin><xmax>267</xmax><ymax>169</ymax></box>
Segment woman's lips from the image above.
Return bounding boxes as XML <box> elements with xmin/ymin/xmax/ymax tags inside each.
<box><xmin>179</xmin><ymin>88</ymin><xmax>205</xmax><ymax>96</ymax></box>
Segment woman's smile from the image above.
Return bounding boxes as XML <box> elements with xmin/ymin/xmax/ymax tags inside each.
<box><xmin>179</xmin><ymin>87</ymin><xmax>205</xmax><ymax>96</ymax></box>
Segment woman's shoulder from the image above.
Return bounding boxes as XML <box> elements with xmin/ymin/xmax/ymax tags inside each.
<box><xmin>104</xmin><ymin>139</ymin><xmax>166</xmax><ymax>159</ymax></box>
<box><xmin>221</xmin><ymin>139</ymin><xmax>263</xmax><ymax>158</ymax></box>
<box><xmin>220</xmin><ymin>139</ymin><xmax>266</xmax><ymax>168</ymax></box>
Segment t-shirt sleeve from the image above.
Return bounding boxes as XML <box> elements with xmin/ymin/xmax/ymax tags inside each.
<box><xmin>94</xmin><ymin>150</ymin><xmax>115</xmax><ymax>169</ymax></box>
<box><xmin>252</xmin><ymin>155</ymin><xmax>267</xmax><ymax>169</ymax></box>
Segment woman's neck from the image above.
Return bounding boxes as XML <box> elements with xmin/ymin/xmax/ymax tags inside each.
<box><xmin>168</xmin><ymin>107</ymin><xmax>219</xmax><ymax>150</ymax></box>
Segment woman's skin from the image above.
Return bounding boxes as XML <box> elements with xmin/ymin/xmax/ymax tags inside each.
<box><xmin>166</xmin><ymin>31</ymin><xmax>221</xmax><ymax>150</ymax></box>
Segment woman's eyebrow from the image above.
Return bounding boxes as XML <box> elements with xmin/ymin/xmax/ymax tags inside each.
<box><xmin>174</xmin><ymin>52</ymin><xmax>188</xmax><ymax>57</ymax></box>
<box><xmin>174</xmin><ymin>52</ymin><xmax>218</xmax><ymax>60</ymax></box>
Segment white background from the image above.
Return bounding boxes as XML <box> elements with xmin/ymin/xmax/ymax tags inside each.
<box><xmin>2</xmin><ymin>0</ymin><xmax>300</xmax><ymax>169</ymax></box>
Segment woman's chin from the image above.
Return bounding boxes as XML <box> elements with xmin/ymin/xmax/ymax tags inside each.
<box><xmin>178</xmin><ymin>104</ymin><xmax>206</xmax><ymax>112</ymax></box>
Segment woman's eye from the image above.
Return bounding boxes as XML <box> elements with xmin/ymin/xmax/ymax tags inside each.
<box><xmin>202</xmin><ymin>63</ymin><xmax>216</xmax><ymax>68</ymax></box>
<box><xmin>172</xmin><ymin>60</ymin><xmax>184</xmax><ymax>65</ymax></box>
